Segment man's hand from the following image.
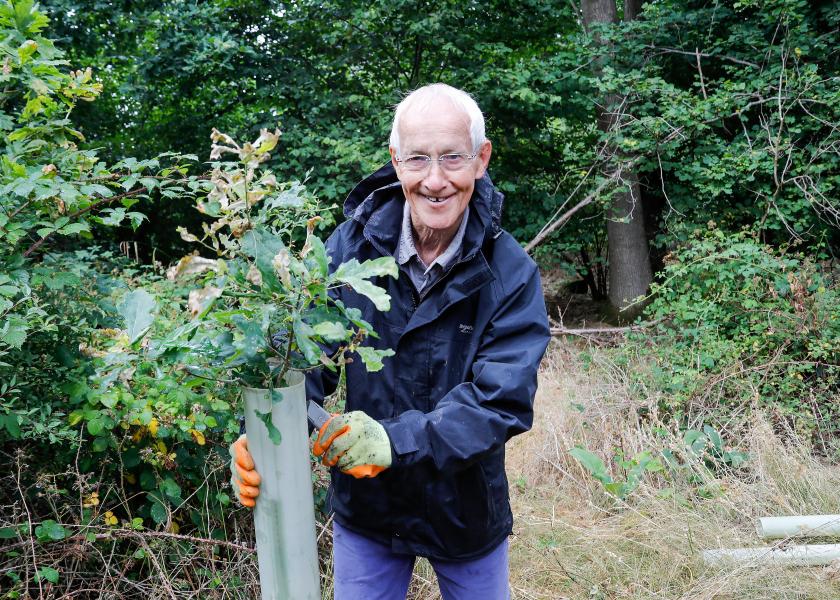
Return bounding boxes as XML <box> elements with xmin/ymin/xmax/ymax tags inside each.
<box><xmin>313</xmin><ymin>411</ymin><xmax>392</xmax><ymax>478</ymax></box>
<box><xmin>229</xmin><ymin>434</ymin><xmax>261</xmax><ymax>508</ymax></box>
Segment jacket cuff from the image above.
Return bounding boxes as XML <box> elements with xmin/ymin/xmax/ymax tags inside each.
<box><xmin>381</xmin><ymin>418</ymin><xmax>419</xmax><ymax>467</ymax></box>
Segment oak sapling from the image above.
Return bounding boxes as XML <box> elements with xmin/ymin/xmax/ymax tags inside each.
<box><xmin>93</xmin><ymin>127</ymin><xmax>397</xmax><ymax>424</ymax></box>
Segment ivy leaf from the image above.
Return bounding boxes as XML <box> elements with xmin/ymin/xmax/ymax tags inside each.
<box><xmin>255</xmin><ymin>409</ymin><xmax>282</xmax><ymax>445</ymax></box>
<box><xmin>119</xmin><ymin>289</ymin><xmax>157</xmax><ymax>345</ymax></box>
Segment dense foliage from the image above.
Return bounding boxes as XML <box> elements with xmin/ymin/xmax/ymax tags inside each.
<box><xmin>41</xmin><ymin>0</ymin><xmax>840</xmax><ymax>281</ymax></box>
<box><xmin>629</xmin><ymin>229</ymin><xmax>839</xmax><ymax>441</ymax></box>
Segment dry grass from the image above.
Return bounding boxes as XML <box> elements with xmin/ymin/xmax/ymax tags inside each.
<box><xmin>504</xmin><ymin>340</ymin><xmax>840</xmax><ymax>599</ymax></box>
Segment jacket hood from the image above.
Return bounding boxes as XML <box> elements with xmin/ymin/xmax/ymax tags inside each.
<box><xmin>342</xmin><ymin>162</ymin><xmax>505</xmax><ymax>239</ymax></box>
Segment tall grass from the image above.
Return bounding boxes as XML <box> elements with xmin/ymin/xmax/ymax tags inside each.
<box><xmin>505</xmin><ymin>341</ymin><xmax>840</xmax><ymax>599</ymax></box>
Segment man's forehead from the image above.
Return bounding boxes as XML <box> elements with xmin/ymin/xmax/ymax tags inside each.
<box><xmin>398</xmin><ymin>101</ymin><xmax>471</xmax><ymax>149</ymax></box>
<box><xmin>402</xmin><ymin>94</ymin><xmax>469</xmax><ymax>122</ymax></box>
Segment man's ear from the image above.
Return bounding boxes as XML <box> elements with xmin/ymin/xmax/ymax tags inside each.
<box><xmin>389</xmin><ymin>146</ymin><xmax>400</xmax><ymax>173</ymax></box>
<box><xmin>474</xmin><ymin>140</ymin><xmax>492</xmax><ymax>179</ymax></box>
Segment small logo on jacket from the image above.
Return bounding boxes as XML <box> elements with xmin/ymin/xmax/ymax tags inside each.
<box><xmin>458</xmin><ymin>324</ymin><xmax>474</xmax><ymax>334</ymax></box>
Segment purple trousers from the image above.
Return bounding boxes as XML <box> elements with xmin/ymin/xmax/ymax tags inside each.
<box><xmin>333</xmin><ymin>520</ymin><xmax>511</xmax><ymax>600</ymax></box>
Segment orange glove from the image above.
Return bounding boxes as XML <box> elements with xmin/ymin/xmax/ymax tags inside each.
<box><xmin>312</xmin><ymin>411</ymin><xmax>392</xmax><ymax>478</ymax></box>
<box><xmin>229</xmin><ymin>434</ymin><xmax>261</xmax><ymax>507</ymax></box>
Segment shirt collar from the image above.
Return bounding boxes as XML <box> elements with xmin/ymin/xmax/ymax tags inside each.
<box><xmin>397</xmin><ymin>201</ymin><xmax>470</xmax><ymax>273</ymax></box>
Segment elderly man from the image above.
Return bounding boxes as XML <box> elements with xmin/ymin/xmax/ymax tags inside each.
<box><xmin>231</xmin><ymin>83</ymin><xmax>550</xmax><ymax>599</ymax></box>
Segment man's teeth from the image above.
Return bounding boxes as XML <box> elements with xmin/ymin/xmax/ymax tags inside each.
<box><xmin>425</xmin><ymin>195</ymin><xmax>450</xmax><ymax>203</ymax></box>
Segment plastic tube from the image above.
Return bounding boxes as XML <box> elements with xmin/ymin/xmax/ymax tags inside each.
<box><xmin>757</xmin><ymin>515</ymin><xmax>840</xmax><ymax>539</ymax></box>
<box><xmin>703</xmin><ymin>544</ymin><xmax>840</xmax><ymax>567</ymax></box>
<box><xmin>243</xmin><ymin>372</ymin><xmax>320</xmax><ymax>600</ymax></box>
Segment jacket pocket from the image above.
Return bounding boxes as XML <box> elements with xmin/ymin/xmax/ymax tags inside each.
<box><xmin>424</xmin><ymin>463</ymin><xmax>495</xmax><ymax>556</ymax></box>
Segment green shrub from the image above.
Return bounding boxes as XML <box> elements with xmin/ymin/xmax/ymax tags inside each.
<box><xmin>630</xmin><ymin>228</ymin><xmax>839</xmax><ymax>437</ymax></box>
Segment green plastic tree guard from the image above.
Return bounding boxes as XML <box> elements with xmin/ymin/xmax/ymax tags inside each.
<box><xmin>243</xmin><ymin>372</ymin><xmax>320</xmax><ymax>600</ymax></box>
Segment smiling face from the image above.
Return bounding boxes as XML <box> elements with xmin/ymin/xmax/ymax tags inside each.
<box><xmin>389</xmin><ymin>98</ymin><xmax>492</xmax><ymax>243</ymax></box>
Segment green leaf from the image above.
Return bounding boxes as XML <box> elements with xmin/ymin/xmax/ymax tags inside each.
<box><xmin>293</xmin><ymin>316</ymin><xmax>321</xmax><ymax>364</ymax></box>
<box><xmin>355</xmin><ymin>346</ymin><xmax>395</xmax><ymax>372</ymax></box>
<box><xmin>150</xmin><ymin>502</ymin><xmax>167</xmax><ymax>525</ymax></box>
<box><xmin>702</xmin><ymin>425</ymin><xmax>723</xmax><ymax>451</ymax></box>
<box><xmin>569</xmin><ymin>447</ymin><xmax>611</xmax><ymax>483</ymax></box>
<box><xmin>312</xmin><ymin>321</ymin><xmax>350</xmax><ymax>342</ymax></box>
<box><xmin>34</xmin><ymin>520</ymin><xmax>67</xmax><ymax>542</ymax></box>
<box><xmin>1</xmin><ymin>316</ymin><xmax>30</xmax><ymax>349</ymax></box>
<box><xmin>39</xmin><ymin>271</ymin><xmax>81</xmax><ymax>291</ymax></box>
<box><xmin>255</xmin><ymin>409</ymin><xmax>282</xmax><ymax>445</ymax></box>
<box><xmin>308</xmin><ymin>235</ymin><xmax>329</xmax><ymax>277</ymax></box>
<box><xmin>0</xmin><ymin>526</ymin><xmax>20</xmax><ymax>539</ymax></box>
<box><xmin>34</xmin><ymin>567</ymin><xmax>59</xmax><ymax>584</ymax></box>
<box><xmin>160</xmin><ymin>478</ymin><xmax>182</xmax><ymax>504</ymax></box>
<box><xmin>231</xmin><ymin>314</ymin><xmax>266</xmax><ymax>360</ymax></box>
<box><xmin>140</xmin><ymin>469</ymin><xmax>156</xmax><ymax>491</ymax></box>
<box><xmin>17</xmin><ymin>40</ymin><xmax>38</xmax><ymax>64</ymax></box>
<box><xmin>332</xmin><ymin>257</ymin><xmax>397</xmax><ymax>311</ymax></box>
<box><xmin>86</xmin><ymin>418</ymin><xmax>104</xmax><ymax>436</ymax></box>
<box><xmin>58</xmin><ymin>222</ymin><xmax>90</xmax><ymax>235</ymax></box>
<box><xmin>240</xmin><ymin>229</ymin><xmax>286</xmax><ymax>289</ymax></box>
<box><xmin>99</xmin><ymin>207</ymin><xmax>126</xmax><ymax>226</ymax></box>
<box><xmin>2</xmin><ymin>413</ymin><xmax>21</xmax><ymax>438</ymax></box>
<box><xmin>119</xmin><ymin>289</ymin><xmax>157</xmax><ymax>345</ymax></box>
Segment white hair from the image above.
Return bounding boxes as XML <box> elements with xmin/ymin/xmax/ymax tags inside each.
<box><xmin>389</xmin><ymin>83</ymin><xmax>486</xmax><ymax>155</ymax></box>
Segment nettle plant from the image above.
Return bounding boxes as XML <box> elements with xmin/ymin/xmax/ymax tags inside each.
<box><xmin>93</xmin><ymin>128</ymin><xmax>396</xmax><ymax>439</ymax></box>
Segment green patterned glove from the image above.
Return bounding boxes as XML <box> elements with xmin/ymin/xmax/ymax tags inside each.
<box><xmin>312</xmin><ymin>411</ymin><xmax>392</xmax><ymax>478</ymax></box>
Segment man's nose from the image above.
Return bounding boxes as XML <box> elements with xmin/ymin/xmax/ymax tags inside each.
<box><xmin>422</xmin><ymin>160</ymin><xmax>447</xmax><ymax>191</ymax></box>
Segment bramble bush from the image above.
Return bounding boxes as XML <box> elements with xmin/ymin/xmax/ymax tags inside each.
<box><xmin>624</xmin><ymin>228</ymin><xmax>839</xmax><ymax>443</ymax></box>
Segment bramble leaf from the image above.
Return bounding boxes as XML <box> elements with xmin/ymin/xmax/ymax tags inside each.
<box><xmin>119</xmin><ymin>289</ymin><xmax>157</xmax><ymax>345</ymax></box>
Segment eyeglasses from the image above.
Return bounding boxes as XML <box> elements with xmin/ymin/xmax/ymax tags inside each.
<box><xmin>396</xmin><ymin>153</ymin><xmax>477</xmax><ymax>173</ymax></box>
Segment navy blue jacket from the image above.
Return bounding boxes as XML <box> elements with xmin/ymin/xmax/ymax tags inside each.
<box><xmin>307</xmin><ymin>163</ymin><xmax>550</xmax><ymax>561</ymax></box>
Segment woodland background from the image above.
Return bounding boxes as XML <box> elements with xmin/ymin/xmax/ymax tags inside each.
<box><xmin>1</xmin><ymin>0</ymin><xmax>839</xmax><ymax>598</ymax></box>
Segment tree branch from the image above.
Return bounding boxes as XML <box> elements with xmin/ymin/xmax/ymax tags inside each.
<box><xmin>524</xmin><ymin>167</ymin><xmax>627</xmax><ymax>254</ymax></box>
<box><xmin>645</xmin><ymin>45</ymin><xmax>760</xmax><ymax>68</ymax></box>
<box><xmin>23</xmin><ymin>187</ymin><xmax>145</xmax><ymax>257</ymax></box>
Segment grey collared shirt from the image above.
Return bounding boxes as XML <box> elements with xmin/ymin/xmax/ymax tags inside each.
<box><xmin>397</xmin><ymin>201</ymin><xmax>469</xmax><ymax>297</ymax></box>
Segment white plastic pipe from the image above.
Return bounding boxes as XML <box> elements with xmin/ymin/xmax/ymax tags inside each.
<box><xmin>757</xmin><ymin>515</ymin><xmax>840</xmax><ymax>540</ymax></box>
<box><xmin>703</xmin><ymin>544</ymin><xmax>840</xmax><ymax>567</ymax></box>
<box><xmin>243</xmin><ymin>372</ymin><xmax>320</xmax><ymax>600</ymax></box>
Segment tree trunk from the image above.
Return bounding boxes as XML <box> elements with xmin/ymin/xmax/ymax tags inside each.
<box><xmin>624</xmin><ymin>0</ymin><xmax>645</xmax><ymax>21</ymax></box>
<box><xmin>606</xmin><ymin>171</ymin><xmax>650</xmax><ymax>312</ymax></box>
<box><xmin>581</xmin><ymin>0</ymin><xmax>652</xmax><ymax>321</ymax></box>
